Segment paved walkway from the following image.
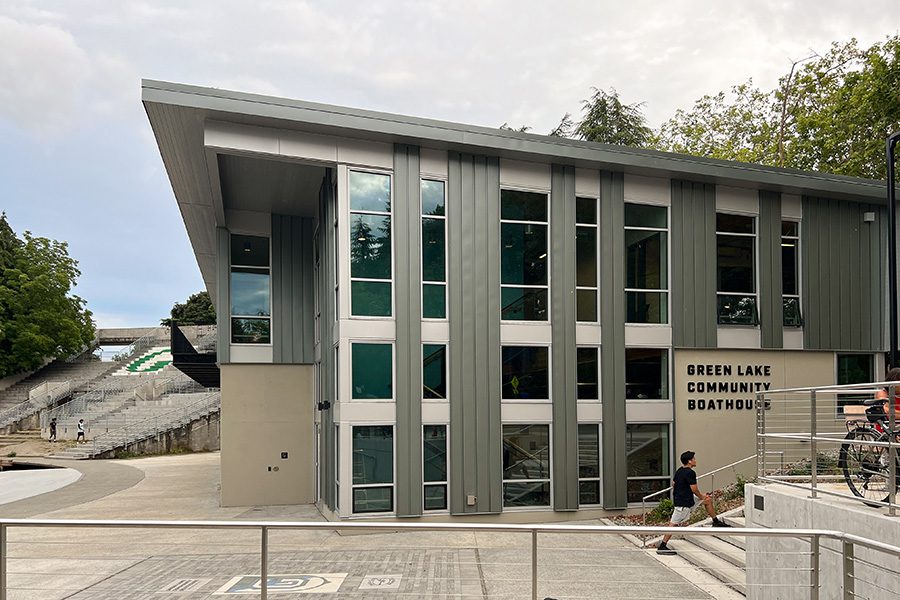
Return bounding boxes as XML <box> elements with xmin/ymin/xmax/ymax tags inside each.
<box><xmin>0</xmin><ymin>453</ymin><xmax>724</xmax><ymax>599</ymax></box>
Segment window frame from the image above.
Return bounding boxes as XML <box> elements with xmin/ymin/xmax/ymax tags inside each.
<box><xmin>625</xmin><ymin>422</ymin><xmax>672</xmax><ymax>505</ymax></box>
<box><xmin>348</xmin><ymin>169</ymin><xmax>394</xmax><ymax>319</ymax></box>
<box><xmin>229</xmin><ymin>233</ymin><xmax>273</xmax><ymax>346</ymax></box>
<box><xmin>350</xmin><ymin>424</ymin><xmax>395</xmax><ymax>515</ymax></box>
<box><xmin>575</xmin><ymin>196</ymin><xmax>599</xmax><ymax>323</ymax></box>
<box><xmin>501</xmin><ymin>344</ymin><xmax>552</xmax><ymax>403</ymax></box>
<box><xmin>501</xmin><ymin>422</ymin><xmax>553</xmax><ymax>510</ymax></box>
<box><xmin>421</xmin><ymin>178</ymin><xmax>448</xmax><ymax>320</ymax></box>
<box><xmin>576</xmin><ymin>345</ymin><xmax>600</xmax><ymax>402</ymax></box>
<box><xmin>500</xmin><ymin>187</ymin><xmax>550</xmax><ymax>323</ymax></box>
<box><xmin>423</xmin><ymin>342</ymin><xmax>449</xmax><ymax>402</ymax></box>
<box><xmin>350</xmin><ymin>341</ymin><xmax>395</xmax><ymax>402</ymax></box>
<box><xmin>715</xmin><ymin>212</ymin><xmax>759</xmax><ymax>326</ymax></box>
<box><xmin>624</xmin><ymin>202</ymin><xmax>670</xmax><ymax>325</ymax></box>
<box><xmin>625</xmin><ymin>347</ymin><xmax>670</xmax><ymax>401</ymax></box>
<box><xmin>577</xmin><ymin>422</ymin><xmax>602</xmax><ymax>507</ymax></box>
<box><xmin>781</xmin><ymin>220</ymin><xmax>802</xmax><ymax>327</ymax></box>
<box><xmin>422</xmin><ymin>423</ymin><xmax>449</xmax><ymax>512</ymax></box>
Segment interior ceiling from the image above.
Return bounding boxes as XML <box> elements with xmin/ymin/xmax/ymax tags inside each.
<box><xmin>218</xmin><ymin>153</ymin><xmax>325</xmax><ymax>217</ymax></box>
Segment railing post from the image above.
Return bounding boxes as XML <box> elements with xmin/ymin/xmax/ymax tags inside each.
<box><xmin>809</xmin><ymin>534</ymin><xmax>819</xmax><ymax>600</ymax></box>
<box><xmin>760</xmin><ymin>392</ymin><xmax>767</xmax><ymax>480</ymax></box>
<box><xmin>1</xmin><ymin>523</ymin><xmax>7</xmax><ymax>600</ymax></box>
<box><xmin>889</xmin><ymin>384</ymin><xmax>897</xmax><ymax>517</ymax></box>
<box><xmin>531</xmin><ymin>529</ymin><xmax>538</xmax><ymax>600</ymax></box>
<box><xmin>261</xmin><ymin>526</ymin><xmax>268</xmax><ymax>600</ymax></box>
<box><xmin>810</xmin><ymin>390</ymin><xmax>818</xmax><ymax>499</ymax></box>
<box><xmin>841</xmin><ymin>540</ymin><xmax>854</xmax><ymax>600</ymax></box>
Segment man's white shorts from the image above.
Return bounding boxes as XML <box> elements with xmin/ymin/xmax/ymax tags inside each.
<box><xmin>670</xmin><ymin>498</ymin><xmax>701</xmax><ymax>524</ymax></box>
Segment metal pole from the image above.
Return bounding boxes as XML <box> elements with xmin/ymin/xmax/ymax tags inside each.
<box><xmin>261</xmin><ymin>526</ymin><xmax>268</xmax><ymax>600</ymax></box>
<box><xmin>531</xmin><ymin>530</ymin><xmax>538</xmax><ymax>600</ymax></box>
<box><xmin>809</xmin><ymin>534</ymin><xmax>819</xmax><ymax>600</ymax></box>
<box><xmin>888</xmin><ymin>132</ymin><xmax>900</xmax><ymax>369</ymax></box>
<box><xmin>1</xmin><ymin>524</ymin><xmax>6</xmax><ymax>600</ymax></box>
<box><xmin>810</xmin><ymin>391</ymin><xmax>818</xmax><ymax>499</ymax></box>
<box><xmin>761</xmin><ymin>393</ymin><xmax>768</xmax><ymax>480</ymax></box>
<box><xmin>890</xmin><ymin>384</ymin><xmax>897</xmax><ymax>517</ymax></box>
<box><xmin>841</xmin><ymin>540</ymin><xmax>854</xmax><ymax>599</ymax></box>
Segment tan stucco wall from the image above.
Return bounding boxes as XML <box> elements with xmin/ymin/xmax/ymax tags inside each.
<box><xmin>673</xmin><ymin>349</ymin><xmax>836</xmax><ymax>480</ymax></box>
<box><xmin>220</xmin><ymin>364</ymin><xmax>315</xmax><ymax>507</ymax></box>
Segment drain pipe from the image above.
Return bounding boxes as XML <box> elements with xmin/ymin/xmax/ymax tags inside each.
<box><xmin>889</xmin><ymin>132</ymin><xmax>900</xmax><ymax>368</ymax></box>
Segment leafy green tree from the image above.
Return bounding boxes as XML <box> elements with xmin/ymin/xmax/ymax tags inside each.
<box><xmin>161</xmin><ymin>291</ymin><xmax>216</xmax><ymax>326</ymax></box>
<box><xmin>0</xmin><ymin>215</ymin><xmax>95</xmax><ymax>377</ymax></box>
<box><xmin>573</xmin><ymin>88</ymin><xmax>653</xmax><ymax>147</ymax></box>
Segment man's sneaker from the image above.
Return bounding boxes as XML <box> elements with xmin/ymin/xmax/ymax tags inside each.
<box><xmin>712</xmin><ymin>518</ymin><xmax>732</xmax><ymax>528</ymax></box>
<box><xmin>656</xmin><ymin>543</ymin><xmax>676</xmax><ymax>555</ymax></box>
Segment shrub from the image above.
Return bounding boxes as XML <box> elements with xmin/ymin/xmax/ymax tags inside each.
<box><xmin>647</xmin><ymin>498</ymin><xmax>674</xmax><ymax>523</ymax></box>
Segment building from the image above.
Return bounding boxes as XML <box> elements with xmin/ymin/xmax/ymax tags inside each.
<box><xmin>143</xmin><ymin>80</ymin><xmax>892</xmax><ymax>520</ymax></box>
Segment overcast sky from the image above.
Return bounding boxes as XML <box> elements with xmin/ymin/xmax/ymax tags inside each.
<box><xmin>1</xmin><ymin>1</ymin><xmax>898</xmax><ymax>328</ymax></box>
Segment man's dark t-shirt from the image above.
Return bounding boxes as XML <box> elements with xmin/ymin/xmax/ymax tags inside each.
<box><xmin>673</xmin><ymin>466</ymin><xmax>697</xmax><ymax>507</ymax></box>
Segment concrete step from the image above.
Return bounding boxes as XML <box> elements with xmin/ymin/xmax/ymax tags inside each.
<box><xmin>667</xmin><ymin>537</ymin><xmax>747</xmax><ymax>595</ymax></box>
<box><xmin>686</xmin><ymin>530</ymin><xmax>746</xmax><ymax>567</ymax></box>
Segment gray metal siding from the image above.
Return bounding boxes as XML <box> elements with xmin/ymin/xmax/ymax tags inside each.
<box><xmin>448</xmin><ymin>152</ymin><xmax>502</xmax><ymax>514</ymax></box>
<box><xmin>271</xmin><ymin>214</ymin><xmax>315</xmax><ymax>364</ymax></box>
<box><xmin>671</xmin><ymin>181</ymin><xmax>717</xmax><ymax>348</ymax></box>
<box><xmin>393</xmin><ymin>144</ymin><xmax>423</xmax><ymax>517</ymax></box>
<box><xmin>599</xmin><ymin>171</ymin><xmax>627</xmax><ymax>509</ymax></box>
<box><xmin>550</xmin><ymin>165</ymin><xmax>579</xmax><ymax>511</ymax></box>
<box><xmin>318</xmin><ymin>172</ymin><xmax>337</xmax><ymax>511</ymax></box>
<box><xmin>759</xmin><ymin>191</ymin><xmax>783</xmax><ymax>348</ymax></box>
<box><xmin>216</xmin><ymin>227</ymin><xmax>230</xmax><ymax>364</ymax></box>
<box><xmin>802</xmin><ymin>196</ymin><xmax>886</xmax><ymax>352</ymax></box>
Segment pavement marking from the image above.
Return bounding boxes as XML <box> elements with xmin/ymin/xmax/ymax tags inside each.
<box><xmin>214</xmin><ymin>574</ymin><xmax>348</xmax><ymax>594</ymax></box>
<box><xmin>158</xmin><ymin>577</ymin><xmax>212</xmax><ymax>593</ymax></box>
<box><xmin>359</xmin><ymin>574</ymin><xmax>403</xmax><ymax>590</ymax></box>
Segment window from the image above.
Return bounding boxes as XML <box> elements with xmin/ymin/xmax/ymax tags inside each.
<box><xmin>422</xmin><ymin>180</ymin><xmax>447</xmax><ymax>319</ymax></box>
<box><xmin>625</xmin><ymin>348</ymin><xmax>669</xmax><ymax>400</ymax></box>
<box><xmin>625</xmin><ymin>204</ymin><xmax>668</xmax><ymax>324</ymax></box>
<box><xmin>782</xmin><ymin>221</ymin><xmax>802</xmax><ymax>327</ymax></box>
<box><xmin>423</xmin><ymin>344</ymin><xmax>447</xmax><ymax>400</ymax></box>
<box><xmin>502</xmin><ymin>424</ymin><xmax>551</xmax><ymax>507</ymax></box>
<box><xmin>625</xmin><ymin>424</ymin><xmax>670</xmax><ymax>503</ymax></box>
<box><xmin>578</xmin><ymin>424</ymin><xmax>601</xmax><ymax>505</ymax></box>
<box><xmin>576</xmin><ymin>197</ymin><xmax>598</xmax><ymax>322</ymax></box>
<box><xmin>502</xmin><ymin>346</ymin><xmax>549</xmax><ymax>401</ymax></box>
<box><xmin>577</xmin><ymin>347</ymin><xmax>599</xmax><ymax>400</ymax></box>
<box><xmin>351</xmin><ymin>343</ymin><xmax>392</xmax><ymax>400</ymax></box>
<box><xmin>352</xmin><ymin>425</ymin><xmax>393</xmax><ymax>513</ymax></box>
<box><xmin>423</xmin><ymin>425</ymin><xmax>448</xmax><ymax>511</ymax></box>
<box><xmin>230</xmin><ymin>234</ymin><xmax>271</xmax><ymax>344</ymax></box>
<box><xmin>501</xmin><ymin>190</ymin><xmax>549</xmax><ymax>321</ymax></box>
<box><xmin>716</xmin><ymin>213</ymin><xmax>758</xmax><ymax>325</ymax></box>
<box><xmin>836</xmin><ymin>354</ymin><xmax>874</xmax><ymax>414</ymax></box>
<box><xmin>349</xmin><ymin>171</ymin><xmax>392</xmax><ymax>317</ymax></box>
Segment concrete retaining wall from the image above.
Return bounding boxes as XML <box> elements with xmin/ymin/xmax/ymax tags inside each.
<box><xmin>94</xmin><ymin>412</ymin><xmax>221</xmax><ymax>458</ymax></box>
<box><xmin>745</xmin><ymin>483</ymin><xmax>900</xmax><ymax>599</ymax></box>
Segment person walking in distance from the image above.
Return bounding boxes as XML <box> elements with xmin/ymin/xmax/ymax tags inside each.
<box><xmin>49</xmin><ymin>418</ymin><xmax>57</xmax><ymax>442</ymax></box>
<box><xmin>657</xmin><ymin>450</ymin><xmax>730</xmax><ymax>555</ymax></box>
<box><xmin>76</xmin><ymin>419</ymin><xmax>86</xmax><ymax>443</ymax></box>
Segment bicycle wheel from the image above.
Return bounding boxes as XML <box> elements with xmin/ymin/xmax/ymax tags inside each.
<box><xmin>840</xmin><ymin>428</ymin><xmax>889</xmax><ymax>506</ymax></box>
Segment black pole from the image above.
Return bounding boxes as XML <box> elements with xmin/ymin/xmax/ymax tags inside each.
<box><xmin>888</xmin><ymin>132</ymin><xmax>900</xmax><ymax>369</ymax></box>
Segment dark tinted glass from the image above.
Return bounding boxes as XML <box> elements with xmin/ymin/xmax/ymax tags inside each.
<box><xmin>783</xmin><ymin>297</ymin><xmax>802</xmax><ymax>327</ymax></box>
<box><xmin>501</xmin><ymin>347</ymin><xmax>549</xmax><ymax>399</ymax></box>
<box><xmin>422</xmin><ymin>217</ymin><xmax>445</xmax><ymax>281</ymax></box>
<box><xmin>625</xmin><ymin>203</ymin><xmax>667</xmax><ymax>228</ymax></box>
<box><xmin>837</xmin><ymin>354</ymin><xmax>874</xmax><ymax>411</ymax></box>
<box><xmin>716</xmin><ymin>213</ymin><xmax>754</xmax><ymax>234</ymax></box>
<box><xmin>503</xmin><ymin>481</ymin><xmax>551</xmax><ymax>507</ymax></box>
<box><xmin>352</xmin><ymin>425</ymin><xmax>393</xmax><ymax>484</ymax></box>
<box><xmin>625</xmin><ymin>348</ymin><xmax>668</xmax><ymax>399</ymax></box>
<box><xmin>577</xmin><ymin>348</ymin><xmax>598</xmax><ymax>400</ymax></box>
<box><xmin>717</xmin><ymin>235</ymin><xmax>754</xmax><ymax>292</ymax></box>
<box><xmin>351</xmin><ymin>281</ymin><xmax>391</xmax><ymax>317</ymax></box>
<box><xmin>350</xmin><ymin>214</ymin><xmax>391</xmax><ymax>279</ymax></box>
<box><xmin>231</xmin><ymin>269</ymin><xmax>270</xmax><ymax>316</ymax></box>
<box><xmin>580</xmin><ymin>481</ymin><xmax>601</xmax><ymax>505</ymax></box>
<box><xmin>625</xmin><ymin>230</ymin><xmax>667</xmax><ymax>289</ymax></box>
<box><xmin>352</xmin><ymin>344</ymin><xmax>392</xmax><ymax>399</ymax></box>
<box><xmin>231</xmin><ymin>318</ymin><xmax>270</xmax><ymax>344</ymax></box>
<box><xmin>422</xmin><ymin>284</ymin><xmax>446</xmax><ymax>319</ymax></box>
<box><xmin>578</xmin><ymin>424</ymin><xmax>600</xmax><ymax>477</ymax></box>
<box><xmin>576</xmin><ymin>289</ymin><xmax>597</xmax><ymax>322</ymax></box>
<box><xmin>626</xmin><ymin>291</ymin><xmax>668</xmax><ymax>324</ymax></box>
<box><xmin>781</xmin><ymin>221</ymin><xmax>799</xmax><ymax>237</ymax></box>
<box><xmin>501</xmin><ymin>223</ymin><xmax>548</xmax><ymax>285</ymax></box>
<box><xmin>626</xmin><ymin>424</ymin><xmax>669</xmax><ymax>478</ymax></box>
<box><xmin>717</xmin><ymin>294</ymin><xmax>759</xmax><ymax>325</ymax></box>
<box><xmin>502</xmin><ymin>424</ymin><xmax>550</xmax><ymax>480</ymax></box>
<box><xmin>576</xmin><ymin>226</ymin><xmax>597</xmax><ymax>287</ymax></box>
<box><xmin>350</xmin><ymin>171</ymin><xmax>391</xmax><ymax>212</ymax></box>
<box><xmin>423</xmin><ymin>425</ymin><xmax>447</xmax><ymax>482</ymax></box>
<box><xmin>230</xmin><ymin>234</ymin><xmax>269</xmax><ymax>267</ymax></box>
<box><xmin>424</xmin><ymin>484</ymin><xmax>447</xmax><ymax>510</ymax></box>
<box><xmin>781</xmin><ymin>242</ymin><xmax>798</xmax><ymax>295</ymax></box>
<box><xmin>501</xmin><ymin>189</ymin><xmax>547</xmax><ymax>221</ymax></box>
<box><xmin>576</xmin><ymin>197</ymin><xmax>596</xmax><ymax>224</ymax></box>
<box><xmin>423</xmin><ymin>345</ymin><xmax>447</xmax><ymax>399</ymax></box>
<box><xmin>352</xmin><ymin>487</ymin><xmax>393</xmax><ymax>513</ymax></box>
<box><xmin>501</xmin><ymin>287</ymin><xmax>548</xmax><ymax>321</ymax></box>
<box><xmin>627</xmin><ymin>478</ymin><xmax>669</xmax><ymax>504</ymax></box>
<box><xmin>421</xmin><ymin>180</ymin><xmax>445</xmax><ymax>216</ymax></box>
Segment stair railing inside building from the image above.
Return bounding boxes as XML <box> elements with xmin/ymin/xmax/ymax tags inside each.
<box><xmin>757</xmin><ymin>381</ymin><xmax>899</xmax><ymax>516</ymax></box>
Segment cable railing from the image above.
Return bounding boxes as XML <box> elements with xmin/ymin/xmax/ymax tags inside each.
<box><xmin>0</xmin><ymin>518</ymin><xmax>897</xmax><ymax>600</ymax></box>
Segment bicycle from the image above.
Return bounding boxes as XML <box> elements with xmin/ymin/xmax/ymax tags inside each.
<box><xmin>839</xmin><ymin>398</ymin><xmax>900</xmax><ymax>506</ymax></box>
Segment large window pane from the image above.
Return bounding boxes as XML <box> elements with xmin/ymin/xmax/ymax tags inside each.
<box><xmin>717</xmin><ymin>295</ymin><xmax>758</xmax><ymax>325</ymax></box>
<box><xmin>576</xmin><ymin>289</ymin><xmax>597</xmax><ymax>322</ymax></box>
<box><xmin>782</xmin><ymin>243</ymin><xmax>798</xmax><ymax>295</ymax></box>
<box><xmin>352</xmin><ymin>426</ymin><xmax>393</xmax><ymax>484</ymax></box>
<box><xmin>501</xmin><ymin>287</ymin><xmax>548</xmax><ymax>321</ymax></box>
<box><xmin>502</xmin><ymin>347</ymin><xmax>549</xmax><ymax>400</ymax></box>
<box><xmin>421</xmin><ymin>180</ymin><xmax>445</xmax><ymax>216</ymax></box>
<box><xmin>501</xmin><ymin>223</ymin><xmax>548</xmax><ymax>285</ymax></box>
<box><xmin>352</xmin><ymin>344</ymin><xmax>392</xmax><ymax>399</ymax></box>
<box><xmin>231</xmin><ymin>269</ymin><xmax>271</xmax><ymax>316</ymax></box>
<box><xmin>423</xmin><ymin>425</ymin><xmax>447</xmax><ymax>482</ymax></box>
<box><xmin>503</xmin><ymin>482</ymin><xmax>551</xmax><ymax>507</ymax></box>
<box><xmin>626</xmin><ymin>291</ymin><xmax>667</xmax><ymax>324</ymax></box>
<box><xmin>501</xmin><ymin>190</ymin><xmax>548</xmax><ymax>221</ymax></box>
<box><xmin>577</xmin><ymin>348</ymin><xmax>598</xmax><ymax>400</ymax></box>
<box><xmin>230</xmin><ymin>234</ymin><xmax>269</xmax><ymax>267</ymax></box>
<box><xmin>576</xmin><ymin>197</ymin><xmax>596</xmax><ymax>224</ymax></box>
<box><xmin>626</xmin><ymin>348</ymin><xmax>668</xmax><ymax>400</ymax></box>
<box><xmin>423</xmin><ymin>345</ymin><xmax>447</xmax><ymax>399</ymax></box>
<box><xmin>231</xmin><ymin>318</ymin><xmax>270</xmax><ymax>344</ymax></box>
<box><xmin>422</xmin><ymin>217</ymin><xmax>446</xmax><ymax>281</ymax></box>
<box><xmin>502</xmin><ymin>424</ymin><xmax>550</xmax><ymax>507</ymax></box>
<box><xmin>350</xmin><ymin>171</ymin><xmax>391</xmax><ymax>212</ymax></box>
<box><xmin>626</xmin><ymin>230</ymin><xmax>667</xmax><ymax>289</ymax></box>
<box><xmin>423</xmin><ymin>284</ymin><xmax>446</xmax><ymax>319</ymax></box>
<box><xmin>578</xmin><ymin>424</ymin><xmax>600</xmax><ymax>478</ymax></box>
<box><xmin>351</xmin><ymin>281</ymin><xmax>392</xmax><ymax>317</ymax></box>
<box><xmin>625</xmin><ymin>204</ymin><xmax>666</xmax><ymax>228</ymax></box>
<box><xmin>350</xmin><ymin>214</ymin><xmax>391</xmax><ymax>279</ymax></box>
<box><xmin>627</xmin><ymin>478</ymin><xmax>670</xmax><ymax>504</ymax></box>
<box><xmin>576</xmin><ymin>227</ymin><xmax>597</xmax><ymax>287</ymax></box>
<box><xmin>626</xmin><ymin>424</ymin><xmax>670</xmax><ymax>501</ymax></box>
<box><xmin>717</xmin><ymin>235</ymin><xmax>755</xmax><ymax>292</ymax></box>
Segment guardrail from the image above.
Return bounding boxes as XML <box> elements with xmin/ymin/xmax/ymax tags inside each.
<box><xmin>112</xmin><ymin>326</ymin><xmax>169</xmax><ymax>364</ymax></box>
<box><xmin>0</xmin><ymin>519</ymin><xmax>897</xmax><ymax>600</ymax></box>
<box><xmin>0</xmin><ymin>381</ymin><xmax>73</xmax><ymax>429</ymax></box>
<box><xmin>757</xmin><ymin>381</ymin><xmax>899</xmax><ymax>516</ymax></box>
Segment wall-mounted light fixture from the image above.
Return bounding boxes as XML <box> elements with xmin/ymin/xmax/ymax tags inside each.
<box><xmin>863</xmin><ymin>212</ymin><xmax>876</xmax><ymax>222</ymax></box>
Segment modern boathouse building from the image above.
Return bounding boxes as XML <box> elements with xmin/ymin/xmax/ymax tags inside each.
<box><xmin>144</xmin><ymin>80</ymin><xmax>892</xmax><ymax>519</ymax></box>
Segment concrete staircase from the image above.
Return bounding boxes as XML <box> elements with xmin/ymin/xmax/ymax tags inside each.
<box><xmin>0</xmin><ymin>429</ymin><xmax>42</xmax><ymax>449</ymax></box>
<box><xmin>0</xmin><ymin>356</ymin><xmax>114</xmax><ymax>414</ymax></box>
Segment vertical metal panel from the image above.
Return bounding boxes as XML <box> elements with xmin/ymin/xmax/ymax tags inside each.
<box><xmin>271</xmin><ymin>214</ymin><xmax>315</xmax><ymax>364</ymax></box>
<box><xmin>550</xmin><ymin>165</ymin><xmax>578</xmax><ymax>511</ymax></box>
<box><xmin>802</xmin><ymin>196</ymin><xmax>886</xmax><ymax>351</ymax></box>
<box><xmin>448</xmin><ymin>152</ymin><xmax>502</xmax><ymax>514</ymax></box>
<box><xmin>393</xmin><ymin>144</ymin><xmax>423</xmax><ymax>517</ymax></box>
<box><xmin>671</xmin><ymin>181</ymin><xmax>717</xmax><ymax>348</ymax></box>
<box><xmin>599</xmin><ymin>171</ymin><xmax>627</xmax><ymax>509</ymax></box>
<box><xmin>759</xmin><ymin>191</ymin><xmax>783</xmax><ymax>348</ymax></box>
<box><xmin>216</xmin><ymin>227</ymin><xmax>230</xmax><ymax>364</ymax></box>
<box><xmin>318</xmin><ymin>171</ymin><xmax>336</xmax><ymax>511</ymax></box>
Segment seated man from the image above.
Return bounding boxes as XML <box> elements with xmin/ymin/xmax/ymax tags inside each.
<box><xmin>657</xmin><ymin>450</ymin><xmax>730</xmax><ymax>555</ymax></box>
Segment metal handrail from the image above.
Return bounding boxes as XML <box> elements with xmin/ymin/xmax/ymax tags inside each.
<box><xmin>0</xmin><ymin>380</ymin><xmax>72</xmax><ymax>429</ymax></box>
<box><xmin>0</xmin><ymin>518</ymin><xmax>897</xmax><ymax>600</ymax></box>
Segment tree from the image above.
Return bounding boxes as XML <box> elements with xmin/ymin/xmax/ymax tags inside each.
<box><xmin>573</xmin><ymin>88</ymin><xmax>653</xmax><ymax>147</ymax></box>
<box><xmin>0</xmin><ymin>215</ymin><xmax>96</xmax><ymax>377</ymax></box>
<box><xmin>161</xmin><ymin>291</ymin><xmax>216</xmax><ymax>326</ymax></box>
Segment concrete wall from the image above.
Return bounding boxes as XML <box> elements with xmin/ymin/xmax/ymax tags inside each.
<box><xmin>94</xmin><ymin>412</ymin><xmax>220</xmax><ymax>458</ymax></box>
<box><xmin>220</xmin><ymin>363</ymin><xmax>315</xmax><ymax>506</ymax></box>
<box><xmin>745</xmin><ymin>483</ymin><xmax>900</xmax><ymax>599</ymax></box>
